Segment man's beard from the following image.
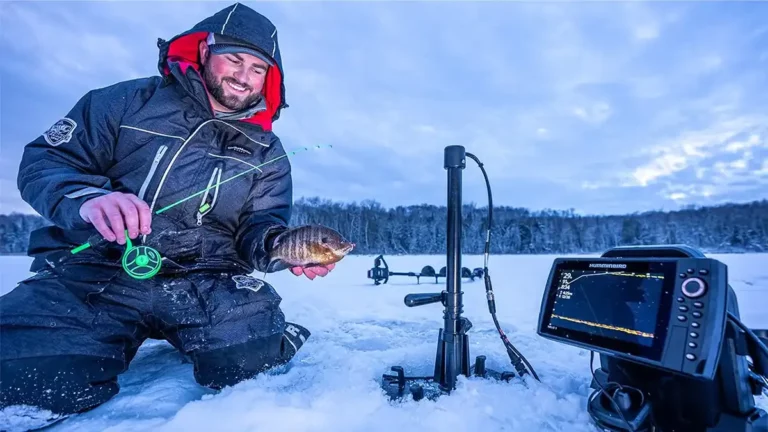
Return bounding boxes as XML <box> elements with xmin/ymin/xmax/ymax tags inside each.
<box><xmin>201</xmin><ymin>64</ymin><xmax>262</xmax><ymax>112</ymax></box>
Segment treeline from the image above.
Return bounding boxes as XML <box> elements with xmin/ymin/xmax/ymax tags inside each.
<box><xmin>0</xmin><ymin>213</ymin><xmax>51</xmax><ymax>255</ymax></box>
<box><xmin>1</xmin><ymin>198</ymin><xmax>767</xmax><ymax>255</ymax></box>
<box><xmin>289</xmin><ymin>198</ymin><xmax>768</xmax><ymax>255</ymax></box>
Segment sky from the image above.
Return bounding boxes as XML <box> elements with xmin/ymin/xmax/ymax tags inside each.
<box><xmin>1</xmin><ymin>0</ymin><xmax>767</xmax><ymax>217</ymax></box>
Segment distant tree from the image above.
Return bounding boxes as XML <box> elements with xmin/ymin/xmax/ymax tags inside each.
<box><xmin>1</xmin><ymin>199</ymin><xmax>766</xmax><ymax>255</ymax></box>
<box><xmin>0</xmin><ymin>213</ymin><xmax>51</xmax><ymax>254</ymax></box>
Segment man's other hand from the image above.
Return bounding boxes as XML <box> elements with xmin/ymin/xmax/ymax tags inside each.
<box><xmin>79</xmin><ymin>192</ymin><xmax>152</xmax><ymax>244</ymax></box>
<box><xmin>291</xmin><ymin>263</ymin><xmax>335</xmax><ymax>280</ymax></box>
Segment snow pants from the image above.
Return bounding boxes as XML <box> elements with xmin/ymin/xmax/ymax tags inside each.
<box><xmin>0</xmin><ymin>262</ymin><xmax>299</xmax><ymax>416</ymax></box>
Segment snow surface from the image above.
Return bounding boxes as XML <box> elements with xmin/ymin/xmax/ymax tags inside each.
<box><xmin>1</xmin><ymin>253</ymin><xmax>767</xmax><ymax>431</ymax></box>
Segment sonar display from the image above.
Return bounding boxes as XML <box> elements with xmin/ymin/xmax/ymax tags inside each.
<box><xmin>547</xmin><ymin>269</ymin><xmax>665</xmax><ymax>347</ymax></box>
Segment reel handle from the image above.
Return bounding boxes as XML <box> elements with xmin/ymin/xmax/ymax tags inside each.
<box><xmin>405</xmin><ymin>292</ymin><xmax>445</xmax><ymax>307</ymax></box>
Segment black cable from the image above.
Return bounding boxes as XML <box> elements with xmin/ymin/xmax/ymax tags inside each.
<box><xmin>587</xmin><ymin>351</ymin><xmax>642</xmax><ymax>432</ymax></box>
<box><xmin>727</xmin><ymin>311</ymin><xmax>768</xmax><ymax>375</ymax></box>
<box><xmin>465</xmin><ymin>152</ymin><xmax>540</xmax><ymax>382</ymax></box>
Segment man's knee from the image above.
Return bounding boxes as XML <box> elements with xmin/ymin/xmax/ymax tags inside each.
<box><xmin>0</xmin><ymin>355</ymin><xmax>124</xmax><ymax>415</ymax></box>
<box><xmin>183</xmin><ymin>274</ymin><xmax>312</xmax><ymax>389</ymax></box>
<box><xmin>178</xmin><ymin>273</ymin><xmax>286</xmax><ymax>354</ymax></box>
<box><xmin>192</xmin><ymin>321</ymin><xmax>312</xmax><ymax>389</ymax></box>
<box><xmin>191</xmin><ymin>333</ymin><xmax>285</xmax><ymax>389</ymax></box>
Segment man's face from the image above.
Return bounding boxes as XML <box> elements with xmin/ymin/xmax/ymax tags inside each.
<box><xmin>199</xmin><ymin>43</ymin><xmax>269</xmax><ymax>112</ymax></box>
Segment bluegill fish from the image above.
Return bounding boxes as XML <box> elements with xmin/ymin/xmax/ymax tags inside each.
<box><xmin>268</xmin><ymin>224</ymin><xmax>354</xmax><ymax>271</ymax></box>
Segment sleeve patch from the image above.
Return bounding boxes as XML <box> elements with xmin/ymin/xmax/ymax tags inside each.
<box><xmin>43</xmin><ymin>118</ymin><xmax>77</xmax><ymax>146</ymax></box>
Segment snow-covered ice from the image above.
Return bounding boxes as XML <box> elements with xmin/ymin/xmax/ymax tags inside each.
<box><xmin>1</xmin><ymin>252</ymin><xmax>766</xmax><ymax>431</ymax></box>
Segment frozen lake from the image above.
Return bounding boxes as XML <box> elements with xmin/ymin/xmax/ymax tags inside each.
<box><xmin>1</xmin><ymin>252</ymin><xmax>766</xmax><ymax>431</ymax></box>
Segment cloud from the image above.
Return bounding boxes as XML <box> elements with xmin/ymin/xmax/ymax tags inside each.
<box><xmin>627</xmin><ymin>117</ymin><xmax>759</xmax><ymax>187</ymax></box>
<box><xmin>573</xmin><ymin>102</ymin><xmax>613</xmax><ymax>125</ymax></box>
<box><xmin>0</xmin><ymin>3</ymin><xmax>144</xmax><ymax>96</ymax></box>
<box><xmin>0</xmin><ymin>2</ymin><xmax>232</xmax><ymax>95</ymax></box>
<box><xmin>2</xmin><ymin>1</ymin><xmax>768</xmax><ymax>218</ymax></box>
<box><xmin>618</xmin><ymin>117</ymin><xmax>768</xmax><ymax>209</ymax></box>
<box><xmin>725</xmin><ymin>134</ymin><xmax>762</xmax><ymax>153</ymax></box>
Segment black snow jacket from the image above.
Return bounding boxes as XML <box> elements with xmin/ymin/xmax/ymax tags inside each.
<box><xmin>17</xmin><ymin>3</ymin><xmax>292</xmax><ymax>274</ymax></box>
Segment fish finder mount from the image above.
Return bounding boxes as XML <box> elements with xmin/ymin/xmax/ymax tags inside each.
<box><xmin>538</xmin><ymin>245</ymin><xmax>768</xmax><ymax>432</ymax></box>
<box><xmin>380</xmin><ymin>145</ymin><xmax>539</xmax><ymax>401</ymax></box>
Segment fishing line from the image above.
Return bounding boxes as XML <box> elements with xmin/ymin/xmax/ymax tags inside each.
<box><xmin>156</xmin><ymin>144</ymin><xmax>332</xmax><ymax>214</ymax></box>
<box><xmin>68</xmin><ymin>144</ymin><xmax>333</xmax><ymax>279</ymax></box>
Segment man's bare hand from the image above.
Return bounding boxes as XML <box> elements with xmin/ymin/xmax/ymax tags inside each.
<box><xmin>79</xmin><ymin>192</ymin><xmax>152</xmax><ymax>244</ymax></box>
<box><xmin>290</xmin><ymin>263</ymin><xmax>335</xmax><ymax>280</ymax></box>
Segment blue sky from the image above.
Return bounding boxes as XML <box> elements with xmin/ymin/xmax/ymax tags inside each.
<box><xmin>1</xmin><ymin>1</ymin><xmax>767</xmax><ymax>217</ymax></box>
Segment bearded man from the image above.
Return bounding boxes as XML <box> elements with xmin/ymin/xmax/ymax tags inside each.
<box><xmin>0</xmin><ymin>3</ymin><xmax>329</xmax><ymax>426</ymax></box>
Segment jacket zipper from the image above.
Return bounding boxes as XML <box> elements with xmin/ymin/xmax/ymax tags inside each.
<box><xmin>143</xmin><ymin>119</ymin><xmax>270</xmax><ymax>242</ymax></box>
<box><xmin>138</xmin><ymin>145</ymin><xmax>168</xmax><ymax>201</ymax></box>
<box><xmin>196</xmin><ymin>164</ymin><xmax>222</xmax><ymax>226</ymax></box>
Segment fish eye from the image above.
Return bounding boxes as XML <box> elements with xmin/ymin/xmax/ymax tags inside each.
<box><xmin>321</xmin><ymin>237</ymin><xmax>329</xmax><ymax>244</ymax></box>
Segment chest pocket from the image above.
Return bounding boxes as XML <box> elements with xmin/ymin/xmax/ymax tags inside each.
<box><xmin>194</xmin><ymin>146</ymin><xmax>266</xmax><ymax>225</ymax></box>
<box><xmin>196</xmin><ymin>160</ymin><xmax>224</xmax><ymax>226</ymax></box>
<box><xmin>114</xmin><ymin>124</ymin><xmax>188</xmax><ymax>201</ymax></box>
<box><xmin>138</xmin><ymin>145</ymin><xmax>170</xmax><ymax>201</ymax></box>
<box><xmin>192</xmin><ymin>122</ymin><xmax>271</xmax><ymax>226</ymax></box>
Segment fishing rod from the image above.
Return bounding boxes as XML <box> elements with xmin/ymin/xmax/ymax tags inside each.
<box><xmin>68</xmin><ymin>144</ymin><xmax>333</xmax><ymax>279</ymax></box>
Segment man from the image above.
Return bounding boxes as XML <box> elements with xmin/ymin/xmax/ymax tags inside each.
<box><xmin>0</xmin><ymin>2</ymin><xmax>332</xmax><ymax>425</ymax></box>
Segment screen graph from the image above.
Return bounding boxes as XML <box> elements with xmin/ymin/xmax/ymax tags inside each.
<box><xmin>547</xmin><ymin>269</ymin><xmax>665</xmax><ymax>347</ymax></box>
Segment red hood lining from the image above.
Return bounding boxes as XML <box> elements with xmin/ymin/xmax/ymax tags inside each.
<box><xmin>163</xmin><ymin>31</ymin><xmax>282</xmax><ymax>132</ymax></box>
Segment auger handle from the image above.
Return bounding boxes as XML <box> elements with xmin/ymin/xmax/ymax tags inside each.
<box><xmin>404</xmin><ymin>292</ymin><xmax>445</xmax><ymax>307</ymax></box>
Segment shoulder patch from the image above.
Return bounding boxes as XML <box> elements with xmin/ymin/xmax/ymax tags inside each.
<box><xmin>43</xmin><ymin>118</ymin><xmax>77</xmax><ymax>146</ymax></box>
<box><xmin>232</xmin><ymin>275</ymin><xmax>265</xmax><ymax>293</ymax></box>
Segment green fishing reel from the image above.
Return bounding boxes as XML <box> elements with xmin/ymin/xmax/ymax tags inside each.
<box><xmin>121</xmin><ymin>232</ymin><xmax>162</xmax><ymax>279</ymax></box>
<box><xmin>70</xmin><ymin>229</ymin><xmax>162</xmax><ymax>280</ymax></box>
<box><xmin>66</xmin><ymin>144</ymin><xmax>333</xmax><ymax>279</ymax></box>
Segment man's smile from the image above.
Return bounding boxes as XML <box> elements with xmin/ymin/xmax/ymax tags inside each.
<box><xmin>226</xmin><ymin>80</ymin><xmax>249</xmax><ymax>93</ymax></box>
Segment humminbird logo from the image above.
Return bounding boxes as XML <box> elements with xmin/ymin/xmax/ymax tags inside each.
<box><xmin>589</xmin><ymin>263</ymin><xmax>628</xmax><ymax>269</ymax></box>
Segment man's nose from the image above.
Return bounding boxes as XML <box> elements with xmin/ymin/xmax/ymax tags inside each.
<box><xmin>233</xmin><ymin>68</ymin><xmax>248</xmax><ymax>85</ymax></box>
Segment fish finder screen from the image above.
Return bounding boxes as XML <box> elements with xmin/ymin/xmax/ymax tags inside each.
<box><xmin>540</xmin><ymin>259</ymin><xmax>678</xmax><ymax>361</ymax></box>
<box><xmin>547</xmin><ymin>268</ymin><xmax>664</xmax><ymax>347</ymax></box>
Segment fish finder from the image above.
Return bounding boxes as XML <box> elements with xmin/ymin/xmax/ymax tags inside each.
<box><xmin>537</xmin><ymin>256</ymin><xmax>727</xmax><ymax>380</ymax></box>
<box><xmin>537</xmin><ymin>246</ymin><xmax>768</xmax><ymax>432</ymax></box>
<box><xmin>370</xmin><ymin>144</ymin><xmax>765</xmax><ymax>432</ymax></box>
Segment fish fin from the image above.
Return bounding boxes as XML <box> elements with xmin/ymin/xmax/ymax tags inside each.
<box><xmin>266</xmin><ymin>258</ymin><xmax>293</xmax><ymax>273</ymax></box>
<box><xmin>269</xmin><ymin>229</ymin><xmax>286</xmax><ymax>249</ymax></box>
